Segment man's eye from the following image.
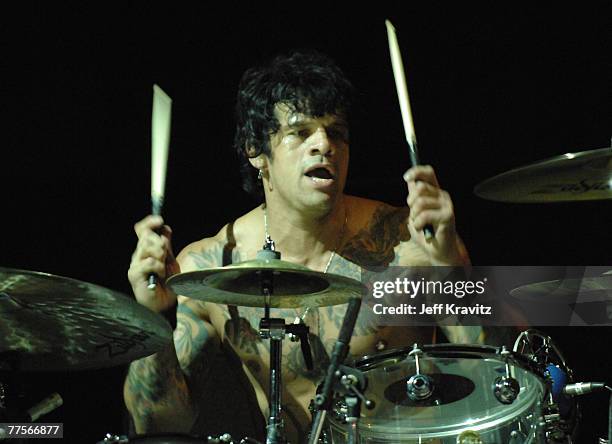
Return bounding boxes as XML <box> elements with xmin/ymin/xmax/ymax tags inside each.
<box><xmin>288</xmin><ymin>129</ymin><xmax>310</xmax><ymax>139</ymax></box>
<box><xmin>329</xmin><ymin>128</ymin><xmax>349</xmax><ymax>141</ymax></box>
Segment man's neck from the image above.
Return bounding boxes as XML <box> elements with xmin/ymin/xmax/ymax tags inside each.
<box><xmin>262</xmin><ymin>197</ymin><xmax>347</xmax><ymax>269</ymax></box>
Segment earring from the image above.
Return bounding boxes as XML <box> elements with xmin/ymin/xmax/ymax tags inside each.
<box><xmin>257</xmin><ymin>169</ymin><xmax>263</xmax><ymax>180</ymax></box>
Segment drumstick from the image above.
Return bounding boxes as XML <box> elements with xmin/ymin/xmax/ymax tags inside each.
<box><xmin>148</xmin><ymin>84</ymin><xmax>172</xmax><ymax>290</ymax></box>
<box><xmin>385</xmin><ymin>19</ymin><xmax>434</xmax><ymax>240</ymax></box>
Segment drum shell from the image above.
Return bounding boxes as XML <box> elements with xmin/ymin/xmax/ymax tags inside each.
<box><xmin>325</xmin><ymin>345</ymin><xmax>547</xmax><ymax>443</ymax></box>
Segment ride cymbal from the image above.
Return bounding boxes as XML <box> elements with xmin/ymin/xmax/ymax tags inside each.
<box><xmin>474</xmin><ymin>147</ymin><xmax>611</xmax><ymax>203</ymax></box>
<box><xmin>510</xmin><ymin>274</ymin><xmax>612</xmax><ymax>303</ymax></box>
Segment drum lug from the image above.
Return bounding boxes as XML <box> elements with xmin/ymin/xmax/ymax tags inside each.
<box><xmin>406</xmin><ymin>344</ymin><xmax>434</xmax><ymax>401</ymax></box>
<box><xmin>98</xmin><ymin>434</ymin><xmax>128</xmax><ymax>443</ymax></box>
<box><xmin>207</xmin><ymin>432</ymin><xmax>235</xmax><ymax>443</ymax></box>
<box><xmin>508</xmin><ymin>429</ymin><xmax>528</xmax><ymax>444</ymax></box>
<box><xmin>493</xmin><ymin>346</ymin><xmax>520</xmax><ymax>404</ymax></box>
<box><xmin>306</xmin><ymin>428</ymin><xmax>330</xmax><ymax>444</ymax></box>
<box><xmin>493</xmin><ymin>375</ymin><xmax>520</xmax><ymax>404</ymax></box>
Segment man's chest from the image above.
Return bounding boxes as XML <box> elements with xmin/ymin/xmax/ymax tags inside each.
<box><xmin>207</xmin><ymin>303</ymin><xmax>433</xmax><ymax>384</ymax></box>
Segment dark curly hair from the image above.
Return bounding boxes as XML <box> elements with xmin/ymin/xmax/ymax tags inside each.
<box><xmin>233</xmin><ymin>50</ymin><xmax>355</xmax><ymax>199</ymax></box>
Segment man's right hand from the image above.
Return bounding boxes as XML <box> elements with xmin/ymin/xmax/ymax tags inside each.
<box><xmin>128</xmin><ymin>215</ymin><xmax>180</xmax><ymax>313</ymax></box>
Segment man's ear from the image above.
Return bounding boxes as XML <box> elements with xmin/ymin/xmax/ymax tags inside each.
<box><xmin>247</xmin><ymin>150</ymin><xmax>267</xmax><ymax>170</ymax></box>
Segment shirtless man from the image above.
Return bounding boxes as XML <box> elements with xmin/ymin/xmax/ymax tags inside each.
<box><xmin>124</xmin><ymin>50</ymin><xmax>471</xmax><ymax>442</ymax></box>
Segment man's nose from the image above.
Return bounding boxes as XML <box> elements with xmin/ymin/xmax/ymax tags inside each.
<box><xmin>308</xmin><ymin>127</ymin><xmax>333</xmax><ymax>156</ymax></box>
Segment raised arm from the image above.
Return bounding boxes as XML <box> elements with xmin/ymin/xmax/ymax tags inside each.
<box><xmin>123</xmin><ymin>216</ymin><xmax>220</xmax><ymax>433</ymax></box>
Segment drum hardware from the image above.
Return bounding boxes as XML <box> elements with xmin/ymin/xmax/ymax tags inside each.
<box><xmin>406</xmin><ymin>344</ymin><xmax>434</xmax><ymax>401</ymax></box>
<box><xmin>98</xmin><ymin>433</ymin><xmax>251</xmax><ymax>443</ymax></box>
<box><xmin>456</xmin><ymin>430</ymin><xmax>484</xmax><ymax>444</ymax></box>
<box><xmin>514</xmin><ymin>330</ymin><xmax>581</xmax><ymax>442</ymax></box>
<box><xmin>508</xmin><ymin>429</ymin><xmax>528</xmax><ymax>444</ymax></box>
<box><xmin>99</xmin><ymin>434</ymin><xmax>128</xmax><ymax>443</ymax></box>
<box><xmin>315</xmin><ymin>365</ymin><xmax>375</xmax><ymax>444</ymax></box>
<box><xmin>336</xmin><ymin>366</ymin><xmax>375</xmax><ymax>444</ymax></box>
<box><xmin>493</xmin><ymin>346</ymin><xmax>521</xmax><ymax>404</ymax></box>
<box><xmin>206</xmin><ymin>433</ymin><xmax>263</xmax><ymax>443</ymax></box>
<box><xmin>206</xmin><ymin>433</ymin><xmax>234</xmax><ymax>443</ymax></box>
<box><xmin>256</xmin><ymin>243</ymin><xmax>363</xmax><ymax>444</ymax></box>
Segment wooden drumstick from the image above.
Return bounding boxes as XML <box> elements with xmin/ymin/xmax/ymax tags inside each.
<box><xmin>385</xmin><ymin>19</ymin><xmax>435</xmax><ymax>240</ymax></box>
<box><xmin>148</xmin><ymin>84</ymin><xmax>172</xmax><ymax>290</ymax></box>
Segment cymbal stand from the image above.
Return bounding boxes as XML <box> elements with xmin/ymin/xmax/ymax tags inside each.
<box><xmin>257</xmin><ymin>246</ymin><xmax>313</xmax><ymax>444</ymax></box>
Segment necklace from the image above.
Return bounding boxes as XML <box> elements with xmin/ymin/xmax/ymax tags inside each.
<box><xmin>262</xmin><ymin>204</ymin><xmax>347</xmax><ymax>274</ymax></box>
<box><xmin>262</xmin><ymin>203</ymin><xmax>348</xmax><ymax>324</ymax></box>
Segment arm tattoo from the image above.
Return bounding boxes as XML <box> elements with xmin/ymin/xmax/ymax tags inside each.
<box><xmin>224</xmin><ymin>306</ymin><xmax>262</xmax><ymax>355</ymax></box>
<box><xmin>125</xmin><ymin>342</ymin><xmax>191</xmax><ymax>430</ymax></box>
<box><xmin>176</xmin><ymin>302</ymin><xmax>217</xmax><ymax>382</ymax></box>
<box><xmin>125</xmin><ymin>301</ymin><xmax>218</xmax><ymax>431</ymax></box>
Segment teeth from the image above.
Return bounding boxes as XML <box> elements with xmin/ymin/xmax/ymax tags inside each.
<box><xmin>308</xmin><ymin>176</ymin><xmax>332</xmax><ymax>183</ymax></box>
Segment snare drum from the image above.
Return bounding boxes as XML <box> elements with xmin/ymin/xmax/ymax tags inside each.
<box><xmin>326</xmin><ymin>344</ymin><xmax>547</xmax><ymax>443</ymax></box>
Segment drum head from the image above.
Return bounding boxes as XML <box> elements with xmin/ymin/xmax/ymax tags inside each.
<box><xmin>334</xmin><ymin>345</ymin><xmax>545</xmax><ymax>441</ymax></box>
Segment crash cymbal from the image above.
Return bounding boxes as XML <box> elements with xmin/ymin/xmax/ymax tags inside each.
<box><xmin>474</xmin><ymin>147</ymin><xmax>612</xmax><ymax>202</ymax></box>
<box><xmin>0</xmin><ymin>268</ymin><xmax>172</xmax><ymax>371</ymax></box>
<box><xmin>166</xmin><ymin>258</ymin><xmax>366</xmax><ymax>308</ymax></box>
<box><xmin>510</xmin><ymin>274</ymin><xmax>612</xmax><ymax>303</ymax></box>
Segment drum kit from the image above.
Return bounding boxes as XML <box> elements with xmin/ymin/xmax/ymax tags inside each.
<box><xmin>1</xmin><ymin>141</ymin><xmax>610</xmax><ymax>443</ymax></box>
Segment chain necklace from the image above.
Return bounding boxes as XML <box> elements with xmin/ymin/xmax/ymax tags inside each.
<box><xmin>262</xmin><ymin>203</ymin><xmax>348</xmax><ymax>324</ymax></box>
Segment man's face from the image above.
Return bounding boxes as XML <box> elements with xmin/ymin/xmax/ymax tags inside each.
<box><xmin>264</xmin><ymin>104</ymin><xmax>350</xmax><ymax>214</ymax></box>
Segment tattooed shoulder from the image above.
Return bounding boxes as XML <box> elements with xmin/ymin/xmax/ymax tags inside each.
<box><xmin>179</xmin><ymin>230</ymin><xmax>240</xmax><ymax>271</ymax></box>
<box><xmin>340</xmin><ymin>203</ymin><xmax>410</xmax><ymax>267</ymax></box>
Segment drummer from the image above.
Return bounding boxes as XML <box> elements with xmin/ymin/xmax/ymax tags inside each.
<box><xmin>124</xmin><ymin>50</ymin><xmax>473</xmax><ymax>441</ymax></box>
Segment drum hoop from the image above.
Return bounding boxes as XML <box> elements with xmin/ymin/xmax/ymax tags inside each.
<box><xmin>330</xmin><ymin>384</ymin><xmax>543</xmax><ymax>439</ymax></box>
<box><xmin>355</xmin><ymin>343</ymin><xmax>542</xmax><ymax>376</ymax></box>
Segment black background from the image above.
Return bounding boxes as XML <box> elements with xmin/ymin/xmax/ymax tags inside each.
<box><xmin>2</xmin><ymin>2</ymin><xmax>610</xmax><ymax>442</ymax></box>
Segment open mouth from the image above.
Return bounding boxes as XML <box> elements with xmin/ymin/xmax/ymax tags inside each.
<box><xmin>304</xmin><ymin>166</ymin><xmax>335</xmax><ymax>182</ymax></box>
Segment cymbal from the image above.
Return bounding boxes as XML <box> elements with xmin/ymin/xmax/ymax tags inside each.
<box><xmin>0</xmin><ymin>268</ymin><xmax>172</xmax><ymax>371</ymax></box>
<box><xmin>474</xmin><ymin>147</ymin><xmax>612</xmax><ymax>202</ymax></box>
<box><xmin>510</xmin><ymin>274</ymin><xmax>612</xmax><ymax>303</ymax></box>
<box><xmin>166</xmin><ymin>258</ymin><xmax>366</xmax><ymax>308</ymax></box>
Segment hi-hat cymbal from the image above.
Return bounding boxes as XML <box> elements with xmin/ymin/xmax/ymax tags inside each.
<box><xmin>474</xmin><ymin>147</ymin><xmax>612</xmax><ymax>203</ymax></box>
<box><xmin>166</xmin><ymin>258</ymin><xmax>366</xmax><ymax>308</ymax></box>
<box><xmin>0</xmin><ymin>268</ymin><xmax>172</xmax><ymax>371</ymax></box>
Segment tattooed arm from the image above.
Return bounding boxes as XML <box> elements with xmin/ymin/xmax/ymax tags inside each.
<box><xmin>123</xmin><ymin>298</ymin><xmax>219</xmax><ymax>433</ymax></box>
<box><xmin>124</xmin><ymin>235</ymin><xmax>225</xmax><ymax>433</ymax></box>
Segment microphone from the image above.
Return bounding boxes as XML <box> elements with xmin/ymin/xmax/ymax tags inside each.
<box><xmin>315</xmin><ymin>297</ymin><xmax>361</xmax><ymax>409</ymax></box>
<box><xmin>562</xmin><ymin>382</ymin><xmax>607</xmax><ymax>396</ymax></box>
<box><xmin>308</xmin><ymin>296</ymin><xmax>361</xmax><ymax>444</ymax></box>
